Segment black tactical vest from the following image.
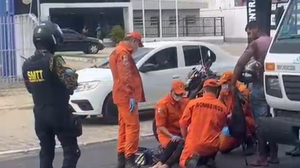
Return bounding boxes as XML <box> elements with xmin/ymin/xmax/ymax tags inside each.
<box><xmin>22</xmin><ymin>52</ymin><xmax>70</xmax><ymax>106</ymax></box>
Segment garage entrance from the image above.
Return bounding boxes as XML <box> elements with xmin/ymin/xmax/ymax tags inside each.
<box><xmin>50</xmin><ymin>8</ymin><xmax>124</xmax><ymax>38</ymax></box>
<box><xmin>40</xmin><ymin>2</ymin><xmax>133</xmax><ymax>34</ymax></box>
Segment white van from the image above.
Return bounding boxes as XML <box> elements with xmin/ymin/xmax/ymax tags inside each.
<box><xmin>263</xmin><ymin>0</ymin><xmax>300</xmax><ymax>145</ymax></box>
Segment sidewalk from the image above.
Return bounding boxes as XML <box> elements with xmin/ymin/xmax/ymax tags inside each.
<box><xmin>0</xmin><ymin>59</ymin><xmax>96</xmax><ymax>111</ymax></box>
<box><xmin>0</xmin><ymin>106</ymin><xmax>153</xmax><ymax>153</ymax></box>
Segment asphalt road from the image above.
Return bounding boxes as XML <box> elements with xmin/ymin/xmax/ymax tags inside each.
<box><xmin>0</xmin><ymin>137</ymin><xmax>300</xmax><ymax>168</ymax></box>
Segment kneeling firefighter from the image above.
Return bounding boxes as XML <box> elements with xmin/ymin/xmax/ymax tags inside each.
<box><xmin>151</xmin><ymin>80</ymin><xmax>190</xmax><ymax>168</ymax></box>
<box><xmin>217</xmin><ymin>71</ymin><xmax>256</xmax><ymax>155</ymax></box>
<box><xmin>22</xmin><ymin>21</ymin><xmax>81</xmax><ymax>168</ymax></box>
<box><xmin>179</xmin><ymin>79</ymin><xmax>229</xmax><ymax>168</ymax></box>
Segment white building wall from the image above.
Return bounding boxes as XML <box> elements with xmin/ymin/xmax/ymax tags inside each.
<box><xmin>131</xmin><ymin>0</ymin><xmax>223</xmax><ymax>39</ymax></box>
<box><xmin>205</xmin><ymin>0</ymin><xmax>236</xmax><ymax>9</ymax></box>
<box><xmin>200</xmin><ymin>6</ymin><xmax>277</xmax><ymax>42</ymax></box>
<box><xmin>131</xmin><ymin>0</ymin><xmax>208</xmax><ymax>10</ymax></box>
<box><xmin>200</xmin><ymin>7</ymin><xmax>247</xmax><ymax>42</ymax></box>
<box><xmin>133</xmin><ymin>9</ymin><xmax>201</xmax><ymax>37</ymax></box>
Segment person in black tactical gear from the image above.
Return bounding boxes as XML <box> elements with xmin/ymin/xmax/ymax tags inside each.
<box><xmin>22</xmin><ymin>21</ymin><xmax>81</xmax><ymax>168</ymax></box>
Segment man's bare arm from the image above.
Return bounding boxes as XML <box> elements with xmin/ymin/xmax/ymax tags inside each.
<box><xmin>231</xmin><ymin>41</ymin><xmax>257</xmax><ymax>86</ymax></box>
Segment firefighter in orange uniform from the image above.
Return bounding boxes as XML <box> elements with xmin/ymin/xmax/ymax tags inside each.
<box><xmin>179</xmin><ymin>79</ymin><xmax>228</xmax><ymax>168</ymax></box>
<box><xmin>151</xmin><ymin>80</ymin><xmax>189</xmax><ymax>168</ymax></box>
<box><xmin>217</xmin><ymin>71</ymin><xmax>256</xmax><ymax>155</ymax></box>
<box><xmin>109</xmin><ymin>31</ymin><xmax>145</xmax><ymax>168</ymax></box>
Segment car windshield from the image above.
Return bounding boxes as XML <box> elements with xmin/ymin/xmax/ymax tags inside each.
<box><xmin>270</xmin><ymin>0</ymin><xmax>300</xmax><ymax>53</ymax></box>
<box><xmin>97</xmin><ymin>47</ymin><xmax>154</xmax><ymax>68</ymax></box>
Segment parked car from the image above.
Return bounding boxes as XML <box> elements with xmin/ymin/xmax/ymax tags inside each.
<box><xmin>57</xmin><ymin>28</ymin><xmax>105</xmax><ymax>54</ymax></box>
<box><xmin>69</xmin><ymin>41</ymin><xmax>238</xmax><ymax>123</ymax></box>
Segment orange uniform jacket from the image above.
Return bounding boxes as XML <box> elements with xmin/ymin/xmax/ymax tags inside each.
<box><xmin>109</xmin><ymin>42</ymin><xmax>145</xmax><ymax>104</ymax></box>
<box><xmin>179</xmin><ymin>93</ymin><xmax>228</xmax><ymax>167</ymax></box>
<box><xmin>155</xmin><ymin>95</ymin><xmax>189</xmax><ymax>148</ymax></box>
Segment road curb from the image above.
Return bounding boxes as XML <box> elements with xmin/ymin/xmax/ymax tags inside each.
<box><xmin>0</xmin><ymin>133</ymin><xmax>154</xmax><ymax>156</ymax></box>
<box><xmin>63</xmin><ymin>55</ymin><xmax>108</xmax><ymax>62</ymax></box>
<box><xmin>0</xmin><ymin>104</ymin><xmax>33</xmax><ymax>111</ymax></box>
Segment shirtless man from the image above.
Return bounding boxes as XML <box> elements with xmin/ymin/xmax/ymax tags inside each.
<box><xmin>230</xmin><ymin>21</ymin><xmax>279</xmax><ymax>167</ymax></box>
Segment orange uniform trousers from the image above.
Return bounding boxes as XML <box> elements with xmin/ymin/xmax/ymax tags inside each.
<box><xmin>180</xmin><ymin>144</ymin><xmax>219</xmax><ymax>168</ymax></box>
<box><xmin>117</xmin><ymin>103</ymin><xmax>140</xmax><ymax>158</ymax></box>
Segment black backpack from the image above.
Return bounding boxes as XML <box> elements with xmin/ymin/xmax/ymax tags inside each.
<box><xmin>228</xmin><ymin>87</ymin><xmax>247</xmax><ymax>139</ymax></box>
<box><xmin>227</xmin><ymin>87</ymin><xmax>249</xmax><ymax>165</ymax></box>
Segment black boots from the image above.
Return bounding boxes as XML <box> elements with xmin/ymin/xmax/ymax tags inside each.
<box><xmin>285</xmin><ymin>147</ymin><xmax>300</xmax><ymax>157</ymax></box>
<box><xmin>117</xmin><ymin>153</ymin><xmax>126</xmax><ymax>168</ymax></box>
<box><xmin>185</xmin><ymin>153</ymin><xmax>200</xmax><ymax>168</ymax></box>
<box><xmin>245</xmin><ymin>137</ymin><xmax>256</xmax><ymax>156</ymax></box>
<box><xmin>125</xmin><ymin>155</ymin><xmax>139</xmax><ymax>168</ymax></box>
<box><xmin>206</xmin><ymin>158</ymin><xmax>217</xmax><ymax>168</ymax></box>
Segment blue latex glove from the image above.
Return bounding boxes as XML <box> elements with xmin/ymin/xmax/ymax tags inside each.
<box><xmin>171</xmin><ymin>135</ymin><xmax>181</xmax><ymax>142</ymax></box>
<box><xmin>221</xmin><ymin>126</ymin><xmax>231</xmax><ymax>137</ymax></box>
<box><xmin>129</xmin><ymin>98</ymin><xmax>136</xmax><ymax>112</ymax></box>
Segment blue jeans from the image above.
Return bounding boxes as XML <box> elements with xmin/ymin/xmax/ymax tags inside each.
<box><xmin>250</xmin><ymin>85</ymin><xmax>271</xmax><ymax>120</ymax></box>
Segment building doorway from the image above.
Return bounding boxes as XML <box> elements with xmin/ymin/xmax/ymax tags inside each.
<box><xmin>41</xmin><ymin>2</ymin><xmax>133</xmax><ymax>36</ymax></box>
<box><xmin>50</xmin><ymin>8</ymin><xmax>124</xmax><ymax>38</ymax></box>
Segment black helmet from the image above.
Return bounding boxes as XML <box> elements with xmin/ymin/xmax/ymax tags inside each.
<box><xmin>33</xmin><ymin>21</ymin><xmax>63</xmax><ymax>53</ymax></box>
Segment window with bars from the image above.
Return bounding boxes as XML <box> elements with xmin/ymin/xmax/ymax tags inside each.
<box><xmin>133</xmin><ymin>17</ymin><xmax>143</xmax><ymax>26</ymax></box>
<box><xmin>150</xmin><ymin>16</ymin><xmax>159</xmax><ymax>26</ymax></box>
<box><xmin>185</xmin><ymin>15</ymin><xmax>196</xmax><ymax>24</ymax></box>
<box><xmin>169</xmin><ymin>16</ymin><xmax>176</xmax><ymax>25</ymax></box>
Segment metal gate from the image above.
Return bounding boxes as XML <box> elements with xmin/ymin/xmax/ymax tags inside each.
<box><xmin>0</xmin><ymin>14</ymin><xmax>38</xmax><ymax>96</ymax></box>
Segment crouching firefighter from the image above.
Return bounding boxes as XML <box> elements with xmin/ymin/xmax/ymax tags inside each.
<box><xmin>151</xmin><ymin>80</ymin><xmax>190</xmax><ymax>168</ymax></box>
<box><xmin>218</xmin><ymin>71</ymin><xmax>256</xmax><ymax>156</ymax></box>
<box><xmin>179</xmin><ymin>79</ymin><xmax>229</xmax><ymax>168</ymax></box>
<box><xmin>22</xmin><ymin>21</ymin><xmax>81</xmax><ymax>168</ymax></box>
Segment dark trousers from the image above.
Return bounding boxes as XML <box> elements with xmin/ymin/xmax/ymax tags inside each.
<box><xmin>160</xmin><ymin>141</ymin><xmax>184</xmax><ymax>167</ymax></box>
<box><xmin>34</xmin><ymin>104</ymin><xmax>81</xmax><ymax>168</ymax></box>
<box><xmin>251</xmin><ymin>85</ymin><xmax>277</xmax><ymax>158</ymax></box>
<box><xmin>257</xmin><ymin>122</ymin><xmax>278</xmax><ymax>158</ymax></box>
<box><xmin>197</xmin><ymin>153</ymin><xmax>217</xmax><ymax>166</ymax></box>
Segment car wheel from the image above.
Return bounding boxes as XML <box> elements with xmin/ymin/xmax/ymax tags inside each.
<box><xmin>86</xmin><ymin>43</ymin><xmax>99</xmax><ymax>54</ymax></box>
<box><xmin>102</xmin><ymin>93</ymin><xmax>119</xmax><ymax>125</ymax></box>
<box><xmin>152</xmin><ymin>119</ymin><xmax>159</xmax><ymax>142</ymax></box>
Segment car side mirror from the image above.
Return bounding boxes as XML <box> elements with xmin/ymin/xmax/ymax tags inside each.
<box><xmin>139</xmin><ymin>63</ymin><xmax>156</xmax><ymax>73</ymax></box>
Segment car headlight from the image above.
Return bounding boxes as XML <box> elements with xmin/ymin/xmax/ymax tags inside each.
<box><xmin>99</xmin><ymin>40</ymin><xmax>103</xmax><ymax>43</ymax></box>
<box><xmin>75</xmin><ymin>81</ymin><xmax>100</xmax><ymax>92</ymax></box>
<box><xmin>265</xmin><ymin>76</ymin><xmax>282</xmax><ymax>98</ymax></box>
